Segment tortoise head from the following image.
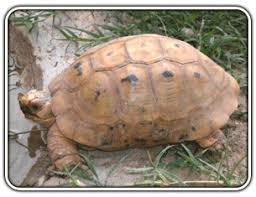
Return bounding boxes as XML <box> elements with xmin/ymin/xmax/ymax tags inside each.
<box><xmin>18</xmin><ymin>90</ymin><xmax>55</xmax><ymax>127</ymax></box>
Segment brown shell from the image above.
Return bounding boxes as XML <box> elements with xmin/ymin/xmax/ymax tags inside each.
<box><xmin>48</xmin><ymin>34</ymin><xmax>240</xmax><ymax>150</ymax></box>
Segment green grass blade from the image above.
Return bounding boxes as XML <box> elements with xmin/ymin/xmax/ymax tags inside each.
<box><xmin>104</xmin><ymin>151</ymin><xmax>131</xmax><ymax>185</ymax></box>
<box><xmin>79</xmin><ymin>152</ymin><xmax>99</xmax><ymax>180</ymax></box>
<box><xmin>125</xmin><ymin>167</ymin><xmax>154</xmax><ymax>174</ymax></box>
<box><xmin>154</xmin><ymin>145</ymin><xmax>174</xmax><ymax>168</ymax></box>
<box><xmin>180</xmin><ymin>144</ymin><xmax>204</xmax><ymax>170</ymax></box>
<box><xmin>158</xmin><ymin>168</ymin><xmax>185</xmax><ymax>186</ymax></box>
<box><xmin>181</xmin><ymin>144</ymin><xmax>195</xmax><ymax>160</ymax></box>
<box><xmin>94</xmin><ymin>25</ymin><xmax>105</xmax><ymax>37</ymax></box>
<box><xmin>62</xmin><ymin>27</ymin><xmax>79</xmax><ymax>39</ymax></box>
<box><xmin>228</xmin><ymin>155</ymin><xmax>246</xmax><ymax>179</ymax></box>
<box><xmin>55</xmin><ymin>26</ymin><xmax>72</xmax><ymax>40</ymax></box>
<box><xmin>63</xmin><ymin>25</ymin><xmax>101</xmax><ymax>38</ymax></box>
<box><xmin>198</xmin><ymin>158</ymin><xmax>228</xmax><ymax>183</ymax></box>
<box><xmin>216</xmin><ymin>152</ymin><xmax>226</xmax><ymax>185</ymax></box>
<box><xmin>72</xmin><ymin>167</ymin><xmax>94</xmax><ymax>182</ymax></box>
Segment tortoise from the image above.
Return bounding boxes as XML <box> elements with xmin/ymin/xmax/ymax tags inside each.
<box><xmin>18</xmin><ymin>34</ymin><xmax>240</xmax><ymax>170</ymax></box>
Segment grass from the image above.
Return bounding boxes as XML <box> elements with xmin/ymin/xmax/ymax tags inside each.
<box><xmin>54</xmin><ymin>23</ymin><xmax>138</xmax><ymax>56</ymax></box>
<box><xmin>9</xmin><ymin>10</ymin><xmax>55</xmax><ymax>32</ymax></box>
<box><xmin>126</xmin><ymin>144</ymin><xmax>246</xmax><ymax>187</ymax></box>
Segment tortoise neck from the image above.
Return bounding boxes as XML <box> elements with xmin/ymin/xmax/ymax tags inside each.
<box><xmin>40</xmin><ymin>116</ymin><xmax>56</xmax><ymax>128</ymax></box>
<box><xmin>38</xmin><ymin>101</ymin><xmax>56</xmax><ymax>128</ymax></box>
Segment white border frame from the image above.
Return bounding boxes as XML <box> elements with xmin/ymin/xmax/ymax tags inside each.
<box><xmin>4</xmin><ymin>5</ymin><xmax>252</xmax><ymax>191</ymax></box>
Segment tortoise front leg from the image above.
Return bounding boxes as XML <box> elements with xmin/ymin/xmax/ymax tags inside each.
<box><xmin>196</xmin><ymin>129</ymin><xmax>226</xmax><ymax>151</ymax></box>
<box><xmin>47</xmin><ymin>123</ymin><xmax>81</xmax><ymax>170</ymax></box>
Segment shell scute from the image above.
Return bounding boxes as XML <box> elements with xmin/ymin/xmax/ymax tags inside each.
<box><xmin>91</xmin><ymin>42</ymin><xmax>127</xmax><ymax>70</ymax></box>
<box><xmin>114</xmin><ymin>64</ymin><xmax>157</xmax><ymax>123</ymax></box>
<box><xmin>125</xmin><ymin>36</ymin><xmax>163</xmax><ymax>63</ymax></box>
<box><xmin>159</xmin><ymin>37</ymin><xmax>198</xmax><ymax>63</ymax></box>
<box><xmin>150</xmin><ymin>60</ymin><xmax>187</xmax><ymax>120</ymax></box>
<box><xmin>49</xmin><ymin>57</ymin><xmax>92</xmax><ymax>94</ymax></box>
<box><xmin>75</xmin><ymin>72</ymin><xmax>119</xmax><ymax>124</ymax></box>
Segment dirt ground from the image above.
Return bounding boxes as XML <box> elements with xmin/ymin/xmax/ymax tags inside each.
<box><xmin>7</xmin><ymin>10</ymin><xmax>249</xmax><ymax>188</ymax></box>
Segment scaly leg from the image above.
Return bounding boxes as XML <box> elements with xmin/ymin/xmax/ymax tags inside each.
<box><xmin>196</xmin><ymin>129</ymin><xmax>226</xmax><ymax>151</ymax></box>
<box><xmin>47</xmin><ymin>123</ymin><xmax>81</xmax><ymax>170</ymax></box>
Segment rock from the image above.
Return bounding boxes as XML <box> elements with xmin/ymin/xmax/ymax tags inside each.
<box><xmin>43</xmin><ymin>177</ymin><xmax>68</xmax><ymax>187</ymax></box>
<box><xmin>36</xmin><ymin>175</ymin><xmax>47</xmax><ymax>187</ymax></box>
<box><xmin>181</xmin><ymin>27</ymin><xmax>194</xmax><ymax>36</ymax></box>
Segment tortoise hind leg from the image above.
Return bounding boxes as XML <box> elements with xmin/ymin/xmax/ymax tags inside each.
<box><xmin>196</xmin><ymin>129</ymin><xmax>226</xmax><ymax>151</ymax></box>
<box><xmin>47</xmin><ymin>123</ymin><xmax>81</xmax><ymax>170</ymax></box>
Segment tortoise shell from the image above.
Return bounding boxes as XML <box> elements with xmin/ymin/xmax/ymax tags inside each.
<box><xmin>48</xmin><ymin>34</ymin><xmax>239</xmax><ymax>150</ymax></box>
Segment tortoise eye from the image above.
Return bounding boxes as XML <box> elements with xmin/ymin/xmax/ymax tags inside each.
<box><xmin>31</xmin><ymin>103</ymin><xmax>40</xmax><ymax>111</ymax></box>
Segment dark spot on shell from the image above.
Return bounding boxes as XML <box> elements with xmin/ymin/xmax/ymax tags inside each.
<box><xmin>76</xmin><ymin>66</ymin><xmax>83</xmax><ymax>76</ymax></box>
<box><xmin>94</xmin><ymin>90</ymin><xmax>101</xmax><ymax>101</ymax></box>
<box><xmin>73</xmin><ymin>62</ymin><xmax>81</xmax><ymax>69</ymax></box>
<box><xmin>162</xmin><ymin>70</ymin><xmax>174</xmax><ymax>78</ymax></box>
<box><xmin>73</xmin><ymin>62</ymin><xmax>83</xmax><ymax>76</ymax></box>
<box><xmin>159</xmin><ymin>128</ymin><xmax>165</xmax><ymax>133</ymax></box>
<box><xmin>101</xmin><ymin>138</ymin><xmax>112</xmax><ymax>146</ymax></box>
<box><xmin>179</xmin><ymin>134</ymin><xmax>189</xmax><ymax>142</ymax></box>
<box><xmin>193</xmin><ymin>72</ymin><xmax>201</xmax><ymax>79</ymax></box>
<box><xmin>124</xmin><ymin>139</ymin><xmax>128</xmax><ymax>143</ymax></box>
<box><xmin>113</xmin><ymin>122</ymin><xmax>127</xmax><ymax>134</ymax></box>
<box><xmin>192</xmin><ymin>126</ymin><xmax>196</xmax><ymax>132</ymax></box>
<box><xmin>175</xmin><ymin>43</ymin><xmax>180</xmax><ymax>48</ymax></box>
<box><xmin>107</xmin><ymin>51</ymin><xmax>113</xmax><ymax>56</ymax></box>
<box><xmin>109</xmin><ymin>126</ymin><xmax>114</xmax><ymax>131</ymax></box>
<box><xmin>152</xmin><ymin>124</ymin><xmax>168</xmax><ymax>139</ymax></box>
<box><xmin>121</xmin><ymin>74</ymin><xmax>139</xmax><ymax>83</ymax></box>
